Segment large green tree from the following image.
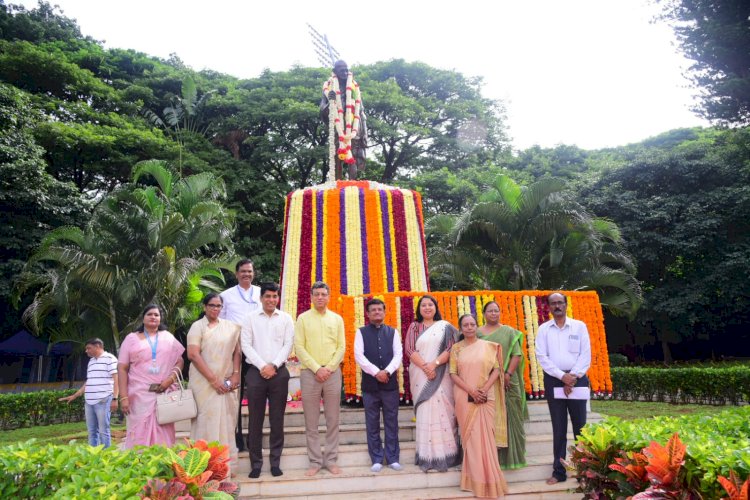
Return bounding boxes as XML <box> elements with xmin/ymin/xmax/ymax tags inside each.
<box><xmin>361</xmin><ymin>59</ymin><xmax>509</xmax><ymax>182</ymax></box>
<box><xmin>579</xmin><ymin>127</ymin><xmax>750</xmax><ymax>361</ymax></box>
<box><xmin>0</xmin><ymin>83</ymin><xmax>84</xmax><ymax>339</ymax></box>
<box><xmin>14</xmin><ymin>160</ymin><xmax>234</xmax><ymax>351</ymax></box>
<box><xmin>657</xmin><ymin>0</ymin><xmax>750</xmax><ymax>124</ymax></box>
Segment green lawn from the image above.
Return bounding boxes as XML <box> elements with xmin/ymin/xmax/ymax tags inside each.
<box><xmin>0</xmin><ymin>400</ymin><xmax>728</xmax><ymax>447</ymax></box>
<box><xmin>591</xmin><ymin>399</ymin><xmax>723</xmax><ymax>420</ymax></box>
<box><xmin>0</xmin><ymin>421</ymin><xmax>126</xmax><ymax>446</ymax></box>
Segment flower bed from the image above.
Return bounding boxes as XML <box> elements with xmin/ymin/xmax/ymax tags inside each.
<box><xmin>567</xmin><ymin>406</ymin><xmax>750</xmax><ymax>499</ymax></box>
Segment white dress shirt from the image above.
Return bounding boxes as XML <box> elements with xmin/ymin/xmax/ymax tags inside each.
<box><xmin>241</xmin><ymin>308</ymin><xmax>295</xmax><ymax>369</ymax></box>
<box><xmin>219</xmin><ymin>284</ymin><xmax>261</xmax><ymax>325</ymax></box>
<box><xmin>354</xmin><ymin>324</ymin><xmax>403</xmax><ymax>376</ymax></box>
<box><xmin>535</xmin><ymin>317</ymin><xmax>591</xmax><ymax>380</ymax></box>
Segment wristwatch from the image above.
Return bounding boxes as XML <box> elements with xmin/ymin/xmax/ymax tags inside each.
<box><xmin>435</xmin><ymin>358</ymin><xmax>441</xmax><ymax>366</ymax></box>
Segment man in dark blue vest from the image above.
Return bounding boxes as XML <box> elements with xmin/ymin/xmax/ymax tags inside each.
<box><xmin>354</xmin><ymin>298</ymin><xmax>403</xmax><ymax>472</ymax></box>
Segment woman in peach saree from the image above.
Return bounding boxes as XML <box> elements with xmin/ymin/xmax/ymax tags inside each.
<box><xmin>450</xmin><ymin>314</ymin><xmax>509</xmax><ymax>498</ymax></box>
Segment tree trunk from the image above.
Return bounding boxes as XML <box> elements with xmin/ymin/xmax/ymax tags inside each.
<box><xmin>108</xmin><ymin>298</ymin><xmax>121</xmax><ymax>355</ymax></box>
<box><xmin>661</xmin><ymin>339</ymin><xmax>673</xmax><ymax>364</ymax></box>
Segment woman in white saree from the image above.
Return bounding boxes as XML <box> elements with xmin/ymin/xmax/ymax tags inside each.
<box><xmin>404</xmin><ymin>295</ymin><xmax>461</xmax><ymax>472</ymax></box>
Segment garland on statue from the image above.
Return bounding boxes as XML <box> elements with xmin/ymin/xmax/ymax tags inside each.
<box><xmin>323</xmin><ymin>72</ymin><xmax>362</xmax><ymax>165</ymax></box>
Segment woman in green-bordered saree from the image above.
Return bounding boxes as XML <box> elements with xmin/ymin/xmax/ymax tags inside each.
<box><xmin>478</xmin><ymin>301</ymin><xmax>528</xmax><ymax>469</ymax></box>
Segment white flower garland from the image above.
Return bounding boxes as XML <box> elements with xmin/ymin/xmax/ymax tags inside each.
<box><xmin>323</xmin><ymin>72</ymin><xmax>362</xmax><ymax>166</ymax></box>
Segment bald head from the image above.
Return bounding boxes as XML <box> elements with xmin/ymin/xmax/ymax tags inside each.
<box><xmin>333</xmin><ymin>60</ymin><xmax>349</xmax><ymax>80</ymax></box>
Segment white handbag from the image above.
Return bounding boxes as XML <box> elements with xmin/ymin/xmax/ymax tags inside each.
<box><xmin>156</xmin><ymin>368</ymin><xmax>197</xmax><ymax>425</ymax></box>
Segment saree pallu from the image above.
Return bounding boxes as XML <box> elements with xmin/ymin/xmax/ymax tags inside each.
<box><xmin>480</xmin><ymin>325</ymin><xmax>528</xmax><ymax>469</ymax></box>
<box><xmin>118</xmin><ymin>331</ymin><xmax>185</xmax><ymax>449</ymax></box>
<box><xmin>451</xmin><ymin>339</ymin><xmax>509</xmax><ymax>498</ymax></box>
<box><xmin>187</xmin><ymin>317</ymin><xmax>241</xmax><ymax>469</ymax></box>
<box><xmin>409</xmin><ymin>320</ymin><xmax>461</xmax><ymax>471</ymax></box>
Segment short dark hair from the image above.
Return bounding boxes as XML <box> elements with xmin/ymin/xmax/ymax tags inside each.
<box><xmin>366</xmin><ymin>298</ymin><xmax>386</xmax><ymax>311</ymax></box>
<box><xmin>311</xmin><ymin>281</ymin><xmax>330</xmax><ymax>294</ymax></box>
<box><xmin>415</xmin><ymin>295</ymin><xmax>443</xmax><ymax>322</ymax></box>
<box><xmin>235</xmin><ymin>259</ymin><xmax>254</xmax><ymax>272</ymax></box>
<box><xmin>85</xmin><ymin>338</ymin><xmax>104</xmax><ymax>348</ymax></box>
<box><xmin>202</xmin><ymin>292</ymin><xmax>222</xmax><ymax>306</ymax></box>
<box><xmin>261</xmin><ymin>282</ymin><xmax>280</xmax><ymax>296</ymax></box>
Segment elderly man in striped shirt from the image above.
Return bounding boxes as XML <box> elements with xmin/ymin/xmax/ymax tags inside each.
<box><xmin>59</xmin><ymin>338</ymin><xmax>119</xmax><ymax>447</ymax></box>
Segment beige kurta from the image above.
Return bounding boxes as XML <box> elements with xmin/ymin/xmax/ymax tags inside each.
<box><xmin>187</xmin><ymin>317</ymin><xmax>241</xmax><ymax>467</ymax></box>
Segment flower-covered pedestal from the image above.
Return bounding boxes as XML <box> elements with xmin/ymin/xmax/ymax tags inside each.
<box><xmin>279</xmin><ymin>180</ymin><xmax>430</xmax><ymax>318</ymax></box>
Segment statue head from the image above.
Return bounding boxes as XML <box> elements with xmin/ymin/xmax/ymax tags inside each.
<box><xmin>333</xmin><ymin>60</ymin><xmax>349</xmax><ymax>80</ymax></box>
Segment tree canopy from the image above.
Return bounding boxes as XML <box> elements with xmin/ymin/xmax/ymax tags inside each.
<box><xmin>657</xmin><ymin>0</ymin><xmax>750</xmax><ymax>125</ymax></box>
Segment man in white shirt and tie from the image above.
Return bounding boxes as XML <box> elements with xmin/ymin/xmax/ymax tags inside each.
<box><xmin>535</xmin><ymin>292</ymin><xmax>591</xmax><ymax>485</ymax></box>
<box><xmin>220</xmin><ymin>258</ymin><xmax>261</xmax><ymax>451</ymax></box>
<box><xmin>241</xmin><ymin>282</ymin><xmax>294</xmax><ymax>478</ymax></box>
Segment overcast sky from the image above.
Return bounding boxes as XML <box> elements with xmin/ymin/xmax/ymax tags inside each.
<box><xmin>18</xmin><ymin>0</ymin><xmax>709</xmax><ymax>150</ymax></box>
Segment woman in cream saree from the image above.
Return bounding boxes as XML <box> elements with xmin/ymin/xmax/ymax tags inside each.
<box><xmin>405</xmin><ymin>295</ymin><xmax>460</xmax><ymax>472</ymax></box>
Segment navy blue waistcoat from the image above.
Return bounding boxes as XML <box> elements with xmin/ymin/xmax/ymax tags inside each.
<box><xmin>360</xmin><ymin>323</ymin><xmax>398</xmax><ymax>392</ymax></box>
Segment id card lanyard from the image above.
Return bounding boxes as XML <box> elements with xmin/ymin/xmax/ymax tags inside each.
<box><xmin>145</xmin><ymin>331</ymin><xmax>160</xmax><ymax>374</ymax></box>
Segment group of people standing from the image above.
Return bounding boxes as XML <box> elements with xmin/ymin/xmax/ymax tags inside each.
<box><xmin>65</xmin><ymin>256</ymin><xmax>591</xmax><ymax>499</ymax></box>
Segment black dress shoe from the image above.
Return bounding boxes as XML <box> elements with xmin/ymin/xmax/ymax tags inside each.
<box><xmin>248</xmin><ymin>468</ymin><xmax>261</xmax><ymax>479</ymax></box>
<box><xmin>271</xmin><ymin>466</ymin><xmax>283</xmax><ymax>477</ymax></box>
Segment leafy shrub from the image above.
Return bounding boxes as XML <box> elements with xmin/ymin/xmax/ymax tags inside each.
<box><xmin>0</xmin><ymin>440</ymin><xmax>173</xmax><ymax>499</ymax></box>
<box><xmin>0</xmin><ymin>389</ymin><xmax>84</xmax><ymax>430</ymax></box>
<box><xmin>608</xmin><ymin>353</ymin><xmax>629</xmax><ymax>367</ymax></box>
<box><xmin>611</xmin><ymin>365</ymin><xmax>750</xmax><ymax>404</ymax></box>
<box><xmin>567</xmin><ymin>406</ymin><xmax>750</xmax><ymax>499</ymax></box>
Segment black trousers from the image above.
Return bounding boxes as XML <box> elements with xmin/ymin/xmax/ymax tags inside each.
<box><xmin>246</xmin><ymin>364</ymin><xmax>290</xmax><ymax>469</ymax></box>
<box><xmin>363</xmin><ymin>388</ymin><xmax>400</xmax><ymax>465</ymax></box>
<box><xmin>543</xmin><ymin>373</ymin><xmax>588</xmax><ymax>481</ymax></box>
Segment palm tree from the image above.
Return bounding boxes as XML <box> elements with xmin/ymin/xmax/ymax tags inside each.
<box><xmin>141</xmin><ymin>76</ymin><xmax>216</xmax><ymax>174</ymax></box>
<box><xmin>427</xmin><ymin>175</ymin><xmax>642</xmax><ymax>317</ymax></box>
<box><xmin>14</xmin><ymin>160</ymin><xmax>234</xmax><ymax>352</ymax></box>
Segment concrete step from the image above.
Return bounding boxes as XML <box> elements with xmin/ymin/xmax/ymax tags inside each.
<box><xmin>255</xmin><ymin>421</ymin><xmax>416</xmax><ymax>448</ymax></box>
<box><xmin>240</xmin><ymin>404</ymin><xmax>417</xmax><ymax>429</ymax></box>
<box><xmin>233</xmin><ymin>442</ymin><xmax>553</xmax><ymax>476</ymax></box>
<box><xmin>236</xmin><ymin>461</ymin><xmax>574</xmax><ymax>498</ymax></box>
<box><xmin>240</xmin><ymin>400</ymin><xmax>555</xmax><ymax>425</ymax></box>
<box><xmin>292</xmin><ymin>480</ymin><xmax>582</xmax><ymax>500</ymax></box>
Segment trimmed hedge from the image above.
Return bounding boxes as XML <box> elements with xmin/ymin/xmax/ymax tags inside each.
<box><xmin>611</xmin><ymin>365</ymin><xmax>750</xmax><ymax>404</ymax></box>
<box><xmin>0</xmin><ymin>390</ymin><xmax>84</xmax><ymax>430</ymax></box>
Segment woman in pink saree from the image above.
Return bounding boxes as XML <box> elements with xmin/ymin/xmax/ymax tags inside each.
<box><xmin>118</xmin><ymin>304</ymin><xmax>185</xmax><ymax>448</ymax></box>
<box><xmin>405</xmin><ymin>295</ymin><xmax>460</xmax><ymax>472</ymax></box>
<box><xmin>450</xmin><ymin>314</ymin><xmax>509</xmax><ymax>498</ymax></box>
